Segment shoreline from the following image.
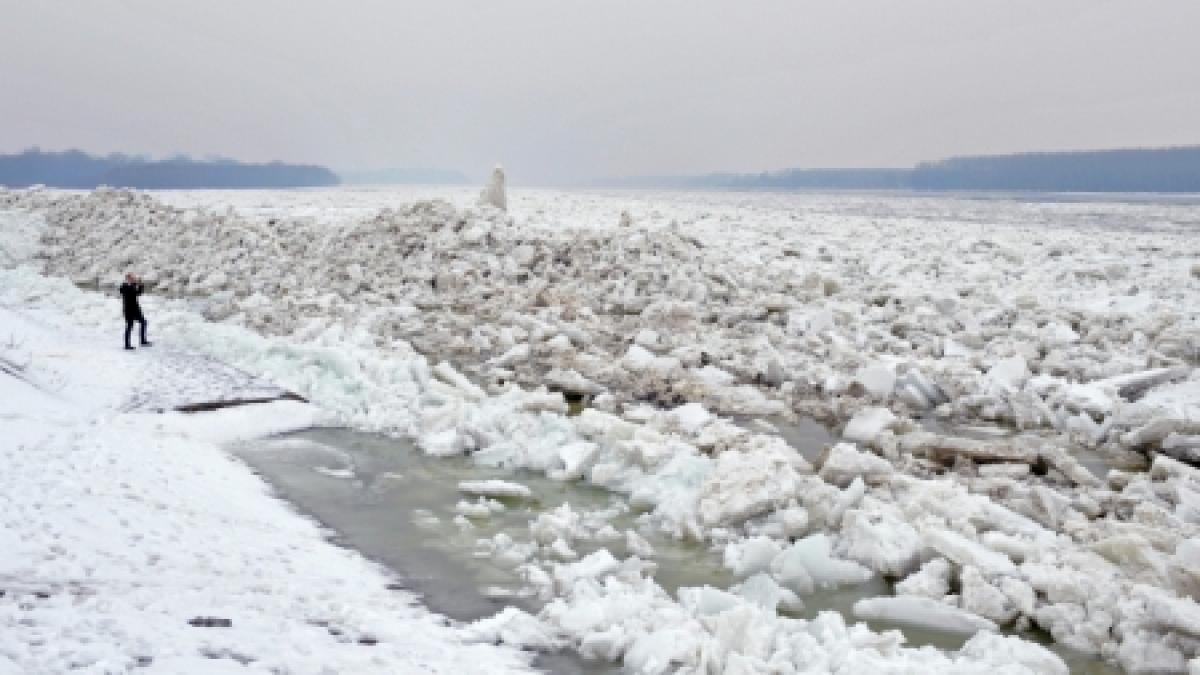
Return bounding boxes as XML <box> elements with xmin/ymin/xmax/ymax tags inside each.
<box><xmin>0</xmin><ymin>294</ymin><xmax>536</xmax><ymax>673</ymax></box>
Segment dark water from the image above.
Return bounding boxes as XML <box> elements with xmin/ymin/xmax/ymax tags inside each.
<box><xmin>234</xmin><ymin>429</ymin><xmax>647</xmax><ymax>673</ymax></box>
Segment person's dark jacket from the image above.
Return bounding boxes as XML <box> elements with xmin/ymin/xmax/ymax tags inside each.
<box><xmin>119</xmin><ymin>282</ymin><xmax>145</xmax><ymax>321</ymax></box>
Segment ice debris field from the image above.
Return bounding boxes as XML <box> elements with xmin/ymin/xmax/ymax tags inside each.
<box><xmin>2</xmin><ymin>180</ymin><xmax>1200</xmax><ymax>674</ymax></box>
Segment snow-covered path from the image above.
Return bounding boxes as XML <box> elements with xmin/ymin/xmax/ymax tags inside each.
<box><xmin>0</xmin><ymin>304</ymin><xmax>534</xmax><ymax>674</ymax></box>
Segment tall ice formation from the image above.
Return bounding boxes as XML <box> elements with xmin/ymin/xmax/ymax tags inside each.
<box><xmin>479</xmin><ymin>165</ymin><xmax>507</xmax><ymax>211</ymax></box>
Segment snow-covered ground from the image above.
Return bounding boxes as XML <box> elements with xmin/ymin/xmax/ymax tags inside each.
<box><xmin>3</xmin><ymin>184</ymin><xmax>1200</xmax><ymax>673</ymax></box>
<box><xmin>0</xmin><ymin>280</ymin><xmax>535</xmax><ymax>671</ymax></box>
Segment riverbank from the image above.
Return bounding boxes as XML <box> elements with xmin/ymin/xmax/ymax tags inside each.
<box><xmin>0</xmin><ymin>300</ymin><xmax>535</xmax><ymax>673</ymax></box>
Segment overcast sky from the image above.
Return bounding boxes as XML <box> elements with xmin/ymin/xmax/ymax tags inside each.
<box><xmin>2</xmin><ymin>0</ymin><xmax>1198</xmax><ymax>183</ymax></box>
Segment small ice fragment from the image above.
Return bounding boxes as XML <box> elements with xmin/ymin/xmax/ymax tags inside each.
<box><xmin>842</xmin><ymin>407</ymin><xmax>897</xmax><ymax>445</ymax></box>
<box><xmin>855</xmin><ymin>362</ymin><xmax>896</xmax><ymax>399</ymax></box>
<box><xmin>734</xmin><ymin>572</ymin><xmax>804</xmax><ymax>613</ymax></box>
<box><xmin>818</xmin><ymin>442</ymin><xmax>892</xmax><ymax>487</ymax></box>
<box><xmin>625</xmin><ymin>530</ymin><xmax>656</xmax><ymax>559</ymax></box>
<box><xmin>455</xmin><ymin>500</ymin><xmax>494</xmax><ymax>519</ymax></box>
<box><xmin>770</xmin><ymin>533</ymin><xmax>873</xmax><ymax>592</ymax></box>
<box><xmin>458</xmin><ymin>479</ymin><xmax>533</xmax><ymax>500</ymax></box>
<box><xmin>313</xmin><ymin>466</ymin><xmax>354</xmax><ymax>479</ymax></box>
<box><xmin>853</xmin><ymin>596</ymin><xmax>998</xmax><ymax>634</ymax></box>
<box><xmin>986</xmin><ymin>355</ymin><xmax>1030</xmax><ymax>391</ymax></box>
<box><xmin>958</xmin><ymin>632</ymin><xmax>1068</xmax><ymax>674</ymax></box>
<box><xmin>724</xmin><ymin>536</ymin><xmax>783</xmax><ymax>578</ymax></box>
<box><xmin>670</xmin><ymin>402</ymin><xmax>713</xmax><ymax>434</ymax></box>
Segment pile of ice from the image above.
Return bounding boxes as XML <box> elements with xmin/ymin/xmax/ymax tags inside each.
<box><xmin>458</xmin><ymin>403</ymin><xmax>1200</xmax><ymax>672</ymax></box>
<box><xmin>468</xmin><ymin>557</ymin><xmax>1069</xmax><ymax>674</ymax></box>
<box><xmin>5</xmin><ymin>184</ymin><xmax>1200</xmax><ymax>672</ymax></box>
<box><xmin>9</xmin><ymin>184</ymin><xmax>1197</xmax><ymax>465</ymax></box>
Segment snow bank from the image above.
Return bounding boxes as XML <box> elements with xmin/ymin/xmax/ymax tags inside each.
<box><xmin>0</xmin><ymin>302</ymin><xmax>532</xmax><ymax>674</ymax></box>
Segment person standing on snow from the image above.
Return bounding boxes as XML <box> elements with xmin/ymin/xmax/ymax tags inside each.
<box><xmin>119</xmin><ymin>272</ymin><xmax>151</xmax><ymax>350</ymax></box>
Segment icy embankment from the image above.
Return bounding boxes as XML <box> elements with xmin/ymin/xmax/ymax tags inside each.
<box><xmin>0</xmin><ymin>304</ymin><xmax>533</xmax><ymax>672</ymax></box>
<box><xmin>3</xmin><ymin>186</ymin><xmax>1200</xmax><ymax>672</ymax></box>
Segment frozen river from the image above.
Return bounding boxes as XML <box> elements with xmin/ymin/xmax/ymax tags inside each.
<box><xmin>6</xmin><ymin>183</ymin><xmax>1199</xmax><ymax>673</ymax></box>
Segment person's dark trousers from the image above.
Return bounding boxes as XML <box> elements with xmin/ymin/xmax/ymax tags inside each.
<box><xmin>125</xmin><ymin>318</ymin><xmax>148</xmax><ymax>349</ymax></box>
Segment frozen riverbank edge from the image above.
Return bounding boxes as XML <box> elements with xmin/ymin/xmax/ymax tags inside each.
<box><xmin>0</xmin><ymin>299</ymin><xmax>537</xmax><ymax>671</ymax></box>
<box><xmin>3</xmin><ymin>187</ymin><xmax>1199</xmax><ymax>673</ymax></box>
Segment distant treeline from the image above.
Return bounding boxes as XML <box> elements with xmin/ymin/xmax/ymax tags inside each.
<box><xmin>612</xmin><ymin>146</ymin><xmax>1200</xmax><ymax>193</ymax></box>
<box><xmin>910</xmin><ymin>146</ymin><xmax>1200</xmax><ymax>192</ymax></box>
<box><xmin>0</xmin><ymin>149</ymin><xmax>340</xmax><ymax>189</ymax></box>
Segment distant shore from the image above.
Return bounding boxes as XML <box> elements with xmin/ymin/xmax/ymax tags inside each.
<box><xmin>605</xmin><ymin>145</ymin><xmax>1200</xmax><ymax>194</ymax></box>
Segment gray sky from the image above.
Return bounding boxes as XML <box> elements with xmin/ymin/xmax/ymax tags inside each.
<box><xmin>2</xmin><ymin>0</ymin><xmax>1198</xmax><ymax>183</ymax></box>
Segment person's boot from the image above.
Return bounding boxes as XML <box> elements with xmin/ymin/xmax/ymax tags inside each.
<box><xmin>141</xmin><ymin>341</ymin><xmax>152</xmax><ymax>347</ymax></box>
<box><xmin>124</xmin><ymin>345</ymin><xmax>135</xmax><ymax>350</ymax></box>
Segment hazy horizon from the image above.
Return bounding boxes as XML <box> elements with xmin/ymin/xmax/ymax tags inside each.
<box><xmin>3</xmin><ymin>1</ymin><xmax>1199</xmax><ymax>184</ymax></box>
